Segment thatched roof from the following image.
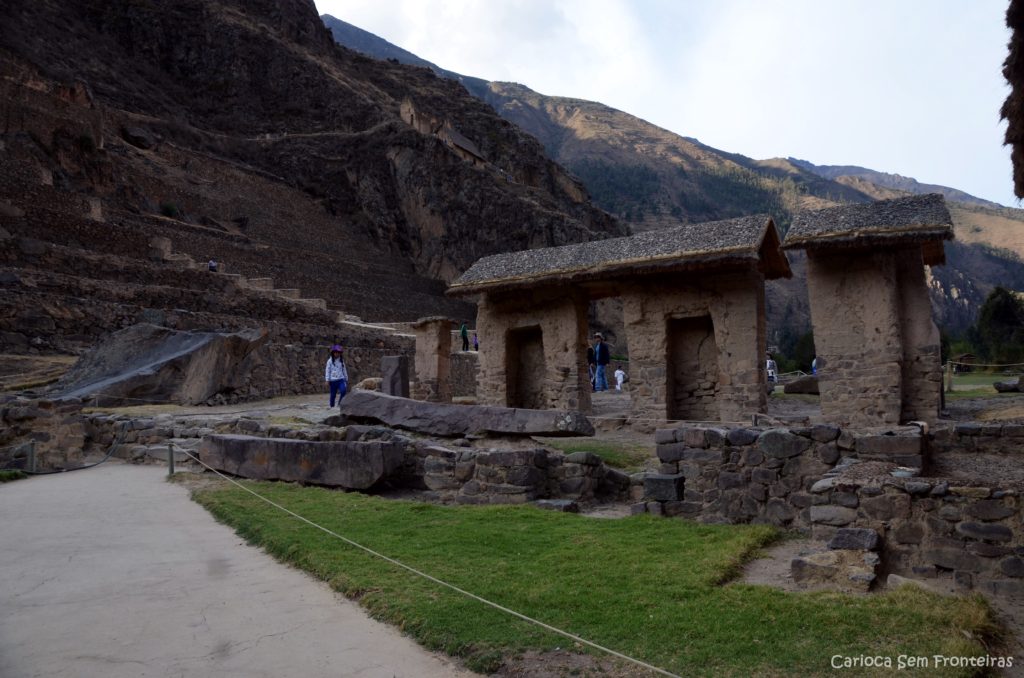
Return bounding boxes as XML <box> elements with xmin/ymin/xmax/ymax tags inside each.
<box><xmin>447</xmin><ymin>214</ymin><xmax>791</xmax><ymax>297</ymax></box>
<box><xmin>1004</xmin><ymin>0</ymin><xmax>1024</xmax><ymax>198</ymax></box>
<box><xmin>782</xmin><ymin>194</ymin><xmax>953</xmax><ymax>264</ymax></box>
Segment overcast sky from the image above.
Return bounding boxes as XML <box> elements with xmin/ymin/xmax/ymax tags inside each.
<box><xmin>314</xmin><ymin>0</ymin><xmax>1015</xmax><ymax>206</ymax></box>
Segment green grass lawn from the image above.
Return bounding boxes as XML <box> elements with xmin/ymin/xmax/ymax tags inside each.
<box><xmin>192</xmin><ymin>481</ymin><xmax>998</xmax><ymax>677</ymax></box>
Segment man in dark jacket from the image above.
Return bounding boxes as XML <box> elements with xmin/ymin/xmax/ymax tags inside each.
<box><xmin>593</xmin><ymin>333</ymin><xmax>611</xmax><ymax>391</ymax></box>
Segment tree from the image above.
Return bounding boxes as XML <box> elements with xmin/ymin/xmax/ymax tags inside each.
<box><xmin>973</xmin><ymin>287</ymin><xmax>1024</xmax><ymax>364</ymax></box>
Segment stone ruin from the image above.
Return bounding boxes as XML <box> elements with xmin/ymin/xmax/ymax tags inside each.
<box><xmin>783</xmin><ymin>193</ymin><xmax>952</xmax><ymax>426</ymax></box>
<box><xmin>446</xmin><ymin>215</ymin><xmax>792</xmax><ymax>422</ymax></box>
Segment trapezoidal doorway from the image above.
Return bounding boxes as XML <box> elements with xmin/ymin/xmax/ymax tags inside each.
<box><xmin>666</xmin><ymin>315</ymin><xmax>719</xmax><ymax>421</ymax></box>
<box><xmin>506</xmin><ymin>326</ymin><xmax>546</xmax><ymax>409</ymax></box>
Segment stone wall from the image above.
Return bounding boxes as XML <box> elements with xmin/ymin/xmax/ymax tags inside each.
<box><xmin>638</xmin><ymin>423</ymin><xmax>925</xmax><ymax>527</ymax></box>
<box><xmin>410</xmin><ymin>446</ymin><xmax>630</xmax><ymax>505</ymax></box>
<box><xmin>810</xmin><ymin>473</ymin><xmax>1023</xmax><ymax>596</ymax></box>
<box><xmin>0</xmin><ymin>396</ymin><xmax>87</xmax><ymax>470</ymax></box>
<box><xmin>475</xmin><ymin>290</ymin><xmax>590</xmax><ymax>411</ymax></box>
<box><xmin>620</xmin><ymin>271</ymin><xmax>766</xmax><ymax>423</ymax></box>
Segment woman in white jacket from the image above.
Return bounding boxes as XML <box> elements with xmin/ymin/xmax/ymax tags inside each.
<box><xmin>325</xmin><ymin>344</ymin><xmax>349</xmax><ymax>407</ymax></box>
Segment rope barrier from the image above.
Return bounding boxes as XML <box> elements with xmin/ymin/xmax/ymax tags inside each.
<box><xmin>948</xmin><ymin>360</ymin><xmax>1024</xmax><ymax>369</ymax></box>
<box><xmin>179</xmin><ymin>448</ymin><xmax>681</xmax><ymax>678</ymax></box>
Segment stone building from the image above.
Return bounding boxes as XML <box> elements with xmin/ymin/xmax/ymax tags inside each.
<box><xmin>447</xmin><ymin>215</ymin><xmax>792</xmax><ymax>421</ymax></box>
<box><xmin>783</xmin><ymin>194</ymin><xmax>953</xmax><ymax>426</ymax></box>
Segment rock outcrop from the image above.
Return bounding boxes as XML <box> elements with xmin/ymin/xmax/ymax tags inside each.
<box><xmin>55</xmin><ymin>323</ymin><xmax>268</xmax><ymax>406</ymax></box>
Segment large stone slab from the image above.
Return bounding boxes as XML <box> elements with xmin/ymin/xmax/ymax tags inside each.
<box><xmin>200</xmin><ymin>434</ymin><xmax>404</xmax><ymax>490</ymax></box>
<box><xmin>337</xmin><ymin>390</ymin><xmax>594</xmax><ymax>437</ymax></box>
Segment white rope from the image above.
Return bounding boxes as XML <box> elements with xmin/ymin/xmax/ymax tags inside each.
<box><xmin>179</xmin><ymin>449</ymin><xmax>681</xmax><ymax>678</ymax></box>
<box><xmin>948</xmin><ymin>360</ymin><xmax>1024</xmax><ymax>369</ymax></box>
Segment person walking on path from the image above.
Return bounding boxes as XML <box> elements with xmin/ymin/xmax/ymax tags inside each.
<box><xmin>614</xmin><ymin>364</ymin><xmax>626</xmax><ymax>391</ymax></box>
<box><xmin>460</xmin><ymin>322</ymin><xmax>470</xmax><ymax>352</ymax></box>
<box><xmin>593</xmin><ymin>333</ymin><xmax>611</xmax><ymax>391</ymax></box>
<box><xmin>325</xmin><ymin>344</ymin><xmax>349</xmax><ymax>407</ymax></box>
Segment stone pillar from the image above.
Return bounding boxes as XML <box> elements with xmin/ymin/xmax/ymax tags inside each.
<box><xmin>709</xmin><ymin>275</ymin><xmax>768</xmax><ymax>421</ymax></box>
<box><xmin>806</xmin><ymin>251</ymin><xmax>903</xmax><ymax>426</ymax></box>
<box><xmin>412</xmin><ymin>317</ymin><xmax>452</xmax><ymax>402</ymax></box>
<box><xmin>475</xmin><ymin>291</ymin><xmax>590</xmax><ymax>411</ymax></box>
<box><xmin>897</xmin><ymin>249</ymin><xmax>942</xmax><ymax>422</ymax></box>
<box><xmin>380</xmin><ymin>356</ymin><xmax>410</xmax><ymax>398</ymax></box>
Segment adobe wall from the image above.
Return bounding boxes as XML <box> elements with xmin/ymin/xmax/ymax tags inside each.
<box><xmin>620</xmin><ymin>271</ymin><xmax>766</xmax><ymax>423</ymax></box>
<box><xmin>805</xmin><ymin>247</ymin><xmax>942</xmax><ymax>426</ymax></box>
<box><xmin>475</xmin><ymin>290</ymin><xmax>591</xmax><ymax>411</ymax></box>
<box><xmin>805</xmin><ymin>251</ymin><xmax>903</xmax><ymax>425</ymax></box>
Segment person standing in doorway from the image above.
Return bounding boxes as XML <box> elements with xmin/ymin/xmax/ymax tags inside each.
<box><xmin>460</xmin><ymin>322</ymin><xmax>470</xmax><ymax>352</ymax></box>
<box><xmin>325</xmin><ymin>344</ymin><xmax>349</xmax><ymax>407</ymax></box>
<box><xmin>593</xmin><ymin>333</ymin><xmax>611</xmax><ymax>391</ymax></box>
<box><xmin>473</xmin><ymin>331</ymin><xmax>479</xmax><ymax>351</ymax></box>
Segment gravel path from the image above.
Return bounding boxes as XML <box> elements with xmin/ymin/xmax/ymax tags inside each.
<box><xmin>0</xmin><ymin>463</ymin><xmax>475</xmax><ymax>678</ymax></box>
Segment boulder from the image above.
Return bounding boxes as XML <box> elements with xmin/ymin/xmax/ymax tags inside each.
<box><xmin>995</xmin><ymin>378</ymin><xmax>1021</xmax><ymax>393</ymax></box>
<box><xmin>54</xmin><ymin>323</ymin><xmax>268</xmax><ymax>406</ymax></box>
<box><xmin>337</xmin><ymin>390</ymin><xmax>594</xmax><ymax>437</ymax></box>
<box><xmin>200</xmin><ymin>434</ymin><xmax>404</xmax><ymax>490</ymax></box>
<box><xmin>121</xmin><ymin>125</ymin><xmax>158</xmax><ymax>149</ymax></box>
<box><xmin>783</xmin><ymin>375</ymin><xmax>819</xmax><ymax>395</ymax></box>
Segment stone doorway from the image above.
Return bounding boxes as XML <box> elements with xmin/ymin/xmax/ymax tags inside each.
<box><xmin>506</xmin><ymin>326</ymin><xmax>546</xmax><ymax>409</ymax></box>
<box><xmin>666</xmin><ymin>316</ymin><xmax>719</xmax><ymax>421</ymax></box>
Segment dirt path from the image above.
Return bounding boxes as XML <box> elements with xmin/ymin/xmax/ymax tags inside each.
<box><xmin>0</xmin><ymin>463</ymin><xmax>475</xmax><ymax>678</ymax></box>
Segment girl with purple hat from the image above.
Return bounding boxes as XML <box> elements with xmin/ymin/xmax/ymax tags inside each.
<box><xmin>325</xmin><ymin>344</ymin><xmax>349</xmax><ymax>407</ymax></box>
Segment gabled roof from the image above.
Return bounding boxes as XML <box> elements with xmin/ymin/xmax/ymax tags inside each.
<box><xmin>447</xmin><ymin>214</ymin><xmax>791</xmax><ymax>297</ymax></box>
<box><xmin>783</xmin><ymin>194</ymin><xmax>953</xmax><ymax>264</ymax></box>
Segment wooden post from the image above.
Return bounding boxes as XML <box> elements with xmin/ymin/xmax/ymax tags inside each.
<box><xmin>945</xmin><ymin>361</ymin><xmax>954</xmax><ymax>394</ymax></box>
<box><xmin>167</xmin><ymin>443</ymin><xmax>175</xmax><ymax>477</ymax></box>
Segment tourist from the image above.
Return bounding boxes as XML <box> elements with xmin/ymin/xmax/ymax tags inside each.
<box><xmin>614</xmin><ymin>364</ymin><xmax>626</xmax><ymax>391</ymax></box>
<box><xmin>473</xmin><ymin>332</ymin><xmax>479</xmax><ymax>351</ymax></box>
<box><xmin>587</xmin><ymin>346</ymin><xmax>597</xmax><ymax>390</ymax></box>
<box><xmin>460</xmin><ymin>322</ymin><xmax>470</xmax><ymax>352</ymax></box>
<box><xmin>811</xmin><ymin>357</ymin><xmax>818</xmax><ymax>375</ymax></box>
<box><xmin>208</xmin><ymin>258</ymin><xmax>218</xmax><ymax>273</ymax></box>
<box><xmin>593</xmin><ymin>333</ymin><xmax>611</xmax><ymax>391</ymax></box>
<box><xmin>766</xmin><ymin>353</ymin><xmax>778</xmax><ymax>383</ymax></box>
<box><xmin>325</xmin><ymin>344</ymin><xmax>349</xmax><ymax>407</ymax></box>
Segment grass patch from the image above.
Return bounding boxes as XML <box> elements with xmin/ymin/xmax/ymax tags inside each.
<box><xmin>266</xmin><ymin>415</ymin><xmax>314</xmax><ymax>427</ymax></box>
<box><xmin>192</xmin><ymin>482</ymin><xmax>998</xmax><ymax>676</ymax></box>
<box><xmin>0</xmin><ymin>470</ymin><xmax>27</xmax><ymax>482</ymax></box>
<box><xmin>539</xmin><ymin>438</ymin><xmax>651</xmax><ymax>471</ymax></box>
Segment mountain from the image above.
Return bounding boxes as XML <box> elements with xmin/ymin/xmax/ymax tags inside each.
<box><xmin>322</xmin><ymin>14</ymin><xmax>1024</xmax><ymax>338</ymax></box>
<box><xmin>789</xmin><ymin>159</ymin><xmax>1004</xmax><ymax>209</ymax></box>
<box><xmin>0</xmin><ymin>0</ymin><xmax>624</xmax><ymax>322</ymax></box>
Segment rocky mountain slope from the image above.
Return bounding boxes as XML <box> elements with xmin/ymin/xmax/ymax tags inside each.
<box><xmin>321</xmin><ymin>13</ymin><xmax>1024</xmax><ymax>337</ymax></box>
<box><xmin>0</xmin><ymin>0</ymin><xmax>624</xmax><ymax>324</ymax></box>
